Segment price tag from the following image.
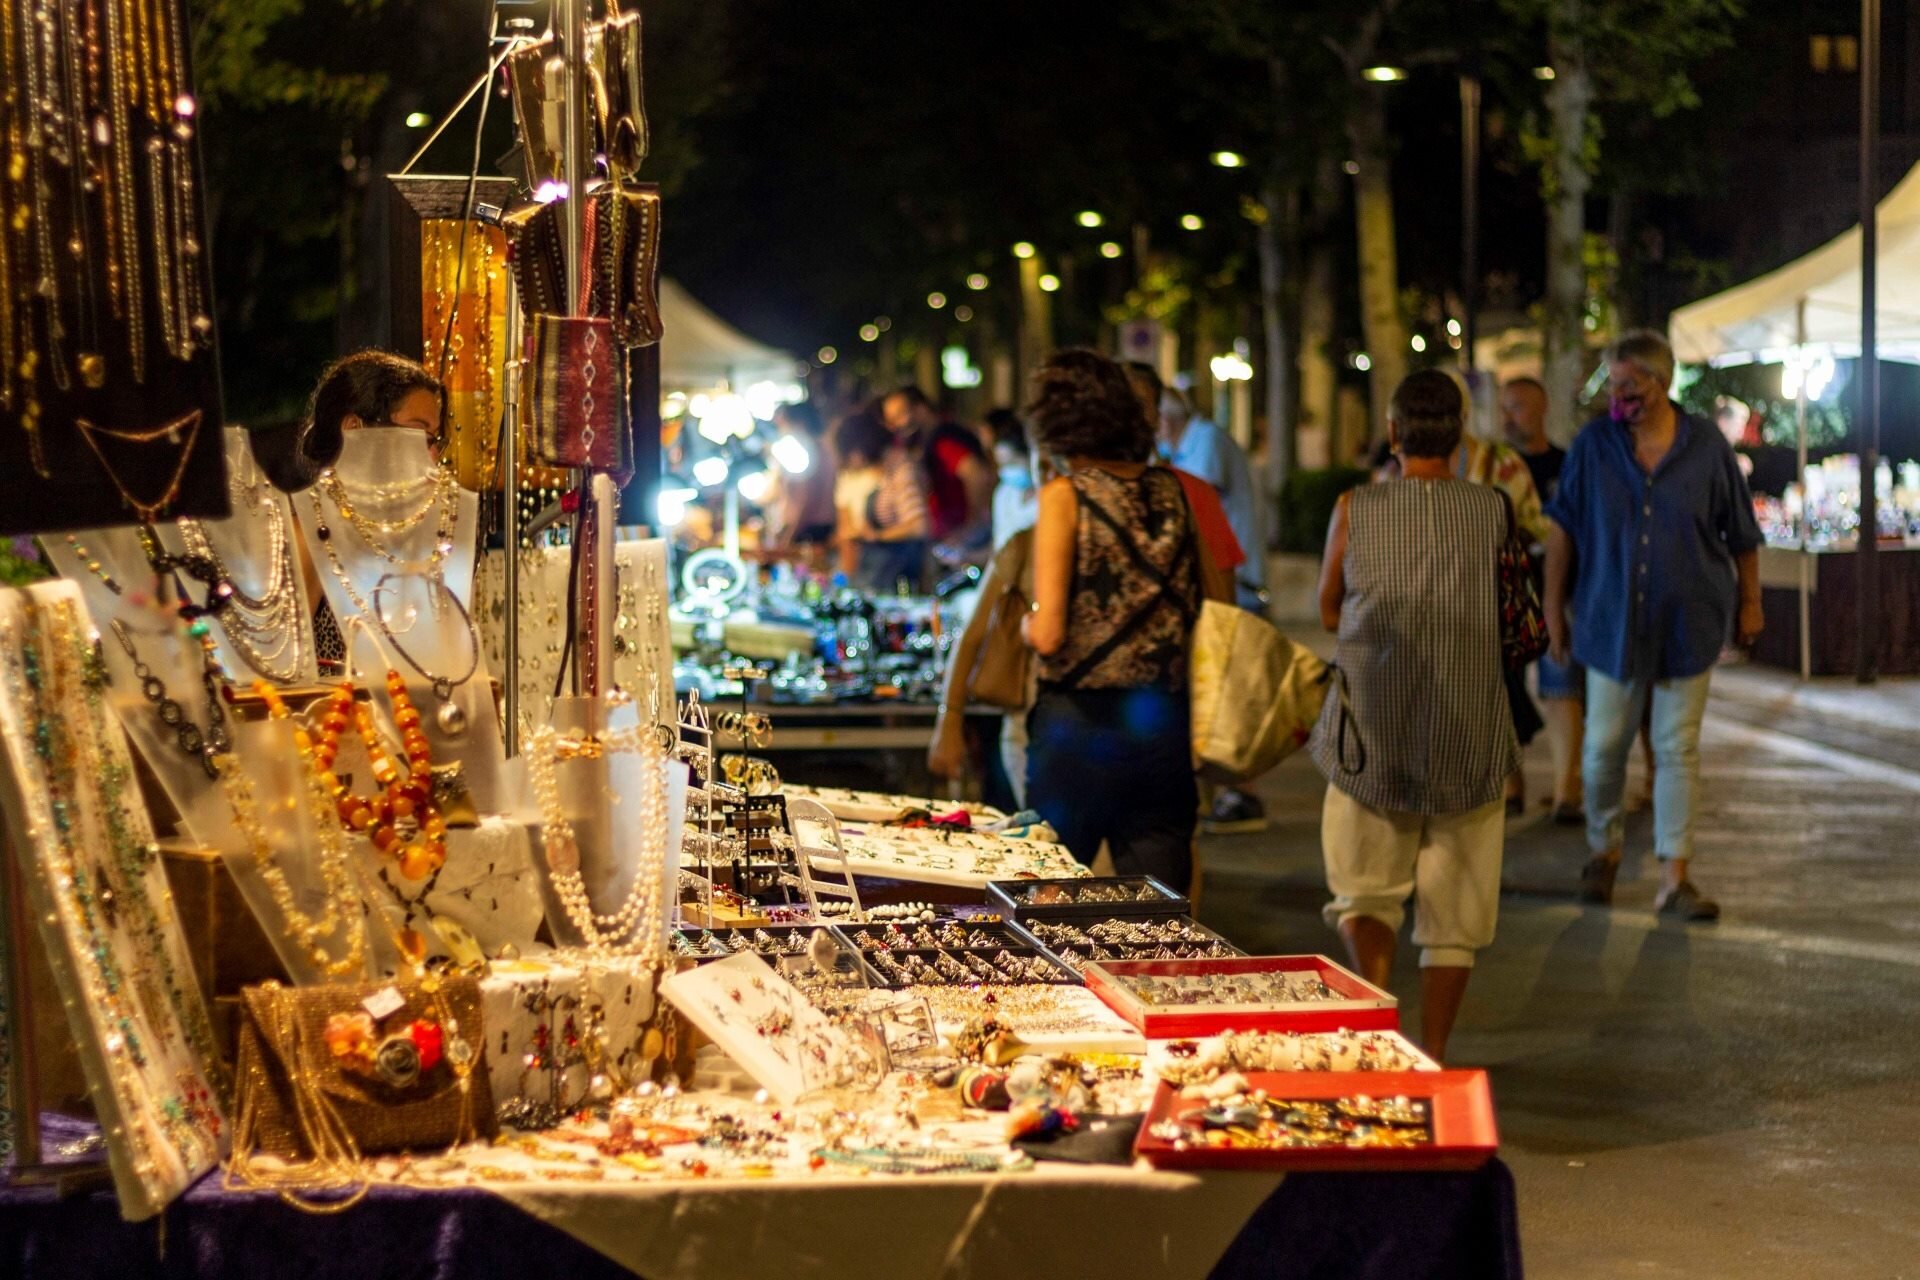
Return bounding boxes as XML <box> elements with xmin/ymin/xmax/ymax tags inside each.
<box><xmin>361</xmin><ymin>986</ymin><xmax>406</xmax><ymax>1021</ymax></box>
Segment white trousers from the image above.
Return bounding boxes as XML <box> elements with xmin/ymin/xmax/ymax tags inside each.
<box><xmin>1320</xmin><ymin>786</ymin><xmax>1504</xmax><ymax>969</ymax></box>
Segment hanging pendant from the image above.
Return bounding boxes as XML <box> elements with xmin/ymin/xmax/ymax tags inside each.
<box><xmin>435</xmin><ymin>695</ymin><xmax>469</xmax><ymax>740</ymax></box>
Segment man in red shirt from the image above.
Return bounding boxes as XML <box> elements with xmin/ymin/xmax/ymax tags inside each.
<box><xmin>880</xmin><ymin>387</ymin><xmax>996</xmax><ymax>554</ymax></box>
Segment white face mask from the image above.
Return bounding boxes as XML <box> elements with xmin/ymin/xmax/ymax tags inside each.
<box><xmin>332</xmin><ymin>422</ymin><xmax>436</xmax><ymax>484</ymax></box>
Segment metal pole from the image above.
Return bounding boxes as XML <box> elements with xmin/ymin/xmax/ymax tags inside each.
<box><xmin>1460</xmin><ymin>71</ymin><xmax>1481</xmax><ymax>370</ymax></box>
<box><xmin>1859</xmin><ymin>0</ymin><xmax>1881</xmax><ymax>684</ymax></box>
<box><xmin>502</xmin><ymin>275</ymin><xmax>524</xmax><ymax>753</ymax></box>
<box><xmin>556</xmin><ymin>0</ymin><xmax>605</xmax><ymax>698</ymax></box>
<box><xmin>1796</xmin><ymin>297</ymin><xmax>1811</xmax><ymax>682</ymax></box>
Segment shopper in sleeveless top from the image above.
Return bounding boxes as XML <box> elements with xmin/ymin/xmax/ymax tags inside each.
<box><xmin>1311</xmin><ymin>370</ymin><xmax>1516</xmax><ymax>1063</ymax></box>
<box><xmin>1021</xmin><ymin>350</ymin><xmax>1233</xmax><ymax>888</ymax></box>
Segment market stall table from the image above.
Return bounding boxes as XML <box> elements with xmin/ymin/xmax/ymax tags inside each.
<box><xmin>1752</xmin><ymin>543</ymin><xmax>1920</xmax><ymax>675</ymax></box>
<box><xmin>1</xmin><ymin>1123</ymin><xmax>1520</xmax><ymax>1280</ymax></box>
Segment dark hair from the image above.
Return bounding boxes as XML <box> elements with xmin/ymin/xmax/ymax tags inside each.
<box><xmin>984</xmin><ymin>407</ymin><xmax>1028</xmax><ymax>455</ymax></box>
<box><xmin>1027</xmin><ymin>348</ymin><xmax>1155</xmax><ymax>463</ymax></box>
<box><xmin>886</xmin><ymin>385</ymin><xmax>934</xmax><ymax>413</ymax></box>
<box><xmin>249</xmin><ymin>349</ymin><xmax>442</xmax><ymax>493</ymax></box>
<box><xmin>1389</xmin><ymin>369</ymin><xmax>1464</xmax><ymax>459</ymax></box>
<box><xmin>831</xmin><ymin>409</ymin><xmax>893</xmax><ymax>467</ymax></box>
<box><xmin>1124</xmin><ymin>361</ymin><xmax>1163</xmax><ymax>399</ymax></box>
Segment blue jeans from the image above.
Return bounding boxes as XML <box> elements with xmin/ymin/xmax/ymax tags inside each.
<box><xmin>1583</xmin><ymin>668</ymin><xmax>1712</xmax><ymax>862</ymax></box>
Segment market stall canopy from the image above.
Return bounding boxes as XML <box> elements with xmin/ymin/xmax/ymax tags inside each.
<box><xmin>660</xmin><ymin>278</ymin><xmax>801</xmax><ymax>391</ymax></box>
<box><xmin>1670</xmin><ymin>159</ymin><xmax>1920</xmax><ymax>366</ymax></box>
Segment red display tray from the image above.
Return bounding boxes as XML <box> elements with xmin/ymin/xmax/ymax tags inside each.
<box><xmin>1134</xmin><ymin>1069</ymin><xmax>1498</xmax><ymax>1172</ymax></box>
<box><xmin>1083</xmin><ymin>955</ymin><xmax>1398</xmax><ymax>1038</ymax></box>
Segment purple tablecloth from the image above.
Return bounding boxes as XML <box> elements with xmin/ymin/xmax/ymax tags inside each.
<box><xmin>2</xmin><ymin>1126</ymin><xmax>1520</xmax><ymax>1280</ymax></box>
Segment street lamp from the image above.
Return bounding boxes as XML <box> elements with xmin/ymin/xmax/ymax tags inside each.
<box><xmin>1012</xmin><ymin>242</ymin><xmax>1036</xmax><ymax>259</ymax></box>
<box><xmin>1038</xmin><ymin>274</ymin><xmax>1061</xmax><ymax>293</ymax></box>
<box><xmin>966</xmin><ymin>273</ymin><xmax>989</xmax><ymax>290</ymax></box>
<box><xmin>927</xmin><ymin>292</ymin><xmax>947</xmax><ymax>310</ymax></box>
<box><xmin>1099</xmin><ymin>241</ymin><xmax>1123</xmax><ymax>259</ymax></box>
<box><xmin>1179</xmin><ymin>214</ymin><xmax>1205</xmax><ymax>231</ymax></box>
<box><xmin>816</xmin><ymin>345</ymin><xmax>837</xmax><ymax>364</ymax></box>
<box><xmin>1210</xmin><ymin>150</ymin><xmax>1245</xmax><ymax>169</ymax></box>
<box><xmin>1076</xmin><ymin>210</ymin><xmax>1104</xmax><ymax>228</ymax></box>
<box><xmin>1361</xmin><ymin>65</ymin><xmax>1407</xmax><ymax>82</ymax></box>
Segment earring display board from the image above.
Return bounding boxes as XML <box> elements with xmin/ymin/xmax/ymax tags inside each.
<box><xmin>0</xmin><ymin>582</ymin><xmax>227</xmax><ymax>1219</ymax></box>
<box><xmin>660</xmin><ymin>952</ymin><xmax>883</xmax><ymax>1105</ymax></box>
<box><xmin>0</xmin><ymin>0</ymin><xmax>227</xmax><ymax>536</ymax></box>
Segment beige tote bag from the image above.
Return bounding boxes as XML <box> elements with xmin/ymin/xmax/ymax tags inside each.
<box><xmin>1189</xmin><ymin>602</ymin><xmax>1329</xmax><ymax>783</ymax></box>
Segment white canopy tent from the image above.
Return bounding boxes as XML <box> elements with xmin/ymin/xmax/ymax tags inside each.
<box><xmin>1670</xmin><ymin>160</ymin><xmax>1920</xmax><ymax>366</ymax></box>
<box><xmin>657</xmin><ymin>278</ymin><xmax>801</xmax><ymax>392</ymax></box>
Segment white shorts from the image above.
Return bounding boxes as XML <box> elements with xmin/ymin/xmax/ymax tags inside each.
<box><xmin>1320</xmin><ymin>786</ymin><xmax>1504</xmax><ymax>968</ymax></box>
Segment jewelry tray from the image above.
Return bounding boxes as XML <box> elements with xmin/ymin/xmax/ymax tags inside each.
<box><xmin>671</xmin><ymin>923</ymin><xmax>886</xmax><ymax>989</ymax></box>
<box><xmin>1133</xmin><ymin>1069</ymin><xmax>1498</xmax><ymax>1172</ymax></box>
<box><xmin>1083</xmin><ymin>955</ymin><xmax>1398</xmax><ymax>1038</ymax></box>
<box><xmin>859</xmin><ymin>942</ymin><xmax>1079</xmax><ymax>990</ymax></box>
<box><xmin>1010</xmin><ymin>916</ymin><xmax>1245</xmax><ymax>977</ymax></box>
<box><xmin>986</xmin><ymin>875</ymin><xmax>1189</xmax><ymax>921</ymax></box>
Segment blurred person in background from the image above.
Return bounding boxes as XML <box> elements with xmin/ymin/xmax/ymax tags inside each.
<box><xmin>986</xmin><ymin>407</ymin><xmax>1039</xmax><ymax>549</ymax></box>
<box><xmin>881</xmin><ymin>386</ymin><xmax>995</xmax><ymax>564</ymax></box>
<box><xmin>1127</xmin><ymin>363</ymin><xmax>1269</xmax><ymax>837</ymax></box>
<box><xmin>764</xmin><ymin>400</ymin><xmax>839</xmax><ymax>568</ymax></box>
<box><xmin>1453</xmin><ymin>389</ymin><xmax>1548</xmax><ymax>818</ymax></box>
<box><xmin>831</xmin><ymin>408</ymin><xmax>922</xmax><ymax>588</ymax></box>
<box><xmin>1503</xmin><ymin>376</ymin><xmax>1584</xmax><ymax>823</ymax></box>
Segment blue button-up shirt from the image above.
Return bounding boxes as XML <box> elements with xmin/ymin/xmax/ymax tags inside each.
<box><xmin>1544</xmin><ymin>406</ymin><xmax>1763</xmax><ymax>682</ymax></box>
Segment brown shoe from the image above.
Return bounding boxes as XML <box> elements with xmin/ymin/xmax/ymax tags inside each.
<box><xmin>1656</xmin><ymin>880</ymin><xmax>1720</xmax><ymax>922</ymax></box>
<box><xmin>1578</xmin><ymin>856</ymin><xmax>1619</xmax><ymax>905</ymax></box>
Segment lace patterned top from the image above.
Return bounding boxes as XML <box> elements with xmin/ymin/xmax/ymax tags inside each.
<box><xmin>1037</xmin><ymin>465</ymin><xmax>1200</xmax><ymax>692</ymax></box>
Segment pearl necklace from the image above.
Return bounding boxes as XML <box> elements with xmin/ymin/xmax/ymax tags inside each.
<box><xmin>527</xmin><ymin>701</ymin><xmax>673</xmax><ymax>957</ymax></box>
<box><xmin>215</xmin><ymin>682</ymin><xmax>368</xmax><ymax>978</ymax></box>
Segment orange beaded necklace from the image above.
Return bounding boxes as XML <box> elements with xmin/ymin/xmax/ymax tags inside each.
<box><xmin>303</xmin><ymin>671</ymin><xmax>449</xmax><ymax>881</ymax></box>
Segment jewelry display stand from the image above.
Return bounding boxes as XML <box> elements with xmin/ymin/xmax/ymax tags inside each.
<box><xmin>41</xmin><ymin>531</ymin><xmax>243</xmax><ymax>850</ymax></box>
<box><xmin>475</xmin><ymin>536</ymin><xmax>674</xmax><ymax>744</ymax></box>
<box><xmin>215</xmin><ymin>715</ymin><xmax>375</xmax><ymax>985</ymax></box>
<box><xmin>0</xmin><ymin>582</ymin><xmax>228</xmax><ymax>1219</ymax></box>
<box><xmin>146</xmin><ymin>428</ymin><xmax>319</xmax><ymax>684</ymax></box>
<box><xmin>291</xmin><ymin>427</ymin><xmax>509</xmax><ymax>814</ymax></box>
<box><xmin>525</xmin><ymin>695</ymin><xmax>687</xmax><ymax>953</ymax></box>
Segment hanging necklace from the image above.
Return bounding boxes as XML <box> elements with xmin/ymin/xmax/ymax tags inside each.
<box><xmin>177</xmin><ymin>486</ymin><xmax>305</xmax><ymax>683</ymax></box>
<box><xmin>370</xmin><ymin>573</ymin><xmax>480</xmax><ymax>739</ymax></box>
<box><xmin>526</xmin><ymin>685</ymin><xmax>674</xmax><ymax>956</ymax></box>
<box><xmin>306</xmin><ymin>675</ymin><xmax>449</xmax><ymax>884</ymax></box>
<box><xmin>215</xmin><ymin>682</ymin><xmax>369</xmax><ymax>979</ymax></box>
<box><xmin>74</xmin><ymin>410</ymin><xmax>205</xmax><ymax>524</ymax></box>
<box><xmin>308</xmin><ymin>463</ymin><xmax>460</xmax><ymax>616</ymax></box>
<box><xmin>107</xmin><ymin>616</ymin><xmax>231</xmax><ymax>779</ymax></box>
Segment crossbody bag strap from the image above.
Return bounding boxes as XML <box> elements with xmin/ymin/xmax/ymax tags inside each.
<box><xmin>1051</xmin><ymin>475</ymin><xmax>1197</xmax><ymax>689</ymax></box>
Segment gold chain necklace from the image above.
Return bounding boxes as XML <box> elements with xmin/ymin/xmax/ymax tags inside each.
<box><xmin>74</xmin><ymin>409</ymin><xmax>204</xmax><ymax>523</ymax></box>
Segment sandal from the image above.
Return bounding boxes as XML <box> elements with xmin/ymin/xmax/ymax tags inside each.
<box><xmin>1578</xmin><ymin>856</ymin><xmax>1619</xmax><ymax>905</ymax></box>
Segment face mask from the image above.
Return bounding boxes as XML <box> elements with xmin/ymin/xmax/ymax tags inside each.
<box><xmin>333</xmin><ymin>422</ymin><xmax>437</xmax><ymax>484</ymax></box>
<box><xmin>1155</xmin><ymin>440</ymin><xmax>1175</xmax><ymax>461</ymax></box>
<box><xmin>1000</xmin><ymin>464</ymin><xmax>1033</xmax><ymax>491</ymax></box>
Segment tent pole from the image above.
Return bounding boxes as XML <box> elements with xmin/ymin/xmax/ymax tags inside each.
<box><xmin>1858</xmin><ymin>0</ymin><xmax>1882</xmax><ymax>684</ymax></box>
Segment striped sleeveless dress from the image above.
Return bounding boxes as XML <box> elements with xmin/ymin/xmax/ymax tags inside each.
<box><xmin>1310</xmin><ymin>478</ymin><xmax>1517</xmax><ymax>815</ymax></box>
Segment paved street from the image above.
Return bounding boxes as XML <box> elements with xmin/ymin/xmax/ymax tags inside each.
<box><xmin>1198</xmin><ymin>662</ymin><xmax>1920</xmax><ymax>1279</ymax></box>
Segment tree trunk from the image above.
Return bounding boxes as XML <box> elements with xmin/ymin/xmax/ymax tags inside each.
<box><xmin>1259</xmin><ymin>175</ymin><xmax>1294</xmax><ymax>501</ymax></box>
<box><xmin>1543</xmin><ymin>0</ymin><xmax>1593</xmax><ymax>445</ymax></box>
<box><xmin>1349</xmin><ymin>83</ymin><xmax>1406</xmax><ymax>447</ymax></box>
<box><xmin>1300</xmin><ymin>156</ymin><xmax>1342</xmax><ymax>466</ymax></box>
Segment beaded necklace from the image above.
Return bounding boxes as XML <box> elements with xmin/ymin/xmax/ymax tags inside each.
<box><xmin>215</xmin><ymin>682</ymin><xmax>369</xmax><ymax>979</ymax></box>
